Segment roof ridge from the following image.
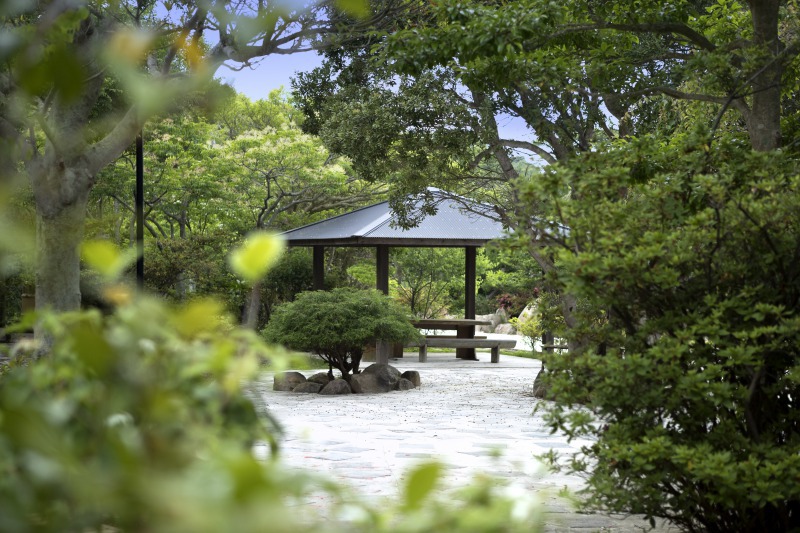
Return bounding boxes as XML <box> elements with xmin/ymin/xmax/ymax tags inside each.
<box><xmin>280</xmin><ymin>199</ymin><xmax>388</xmax><ymax>236</ymax></box>
<box><xmin>354</xmin><ymin>211</ymin><xmax>392</xmax><ymax>237</ymax></box>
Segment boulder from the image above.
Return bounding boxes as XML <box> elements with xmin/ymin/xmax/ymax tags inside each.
<box><xmin>518</xmin><ymin>304</ymin><xmax>537</xmax><ymax>323</ymax></box>
<box><xmin>307</xmin><ymin>372</ymin><xmax>332</xmax><ymax>386</ymax></box>
<box><xmin>319</xmin><ymin>379</ymin><xmax>352</xmax><ymax>395</ymax></box>
<box><xmin>395</xmin><ymin>378</ymin><xmax>415</xmax><ymax>391</ymax></box>
<box><xmin>350</xmin><ymin>373</ymin><xmax>385</xmax><ymax>394</ymax></box>
<box><xmin>494</xmin><ymin>323</ymin><xmax>517</xmax><ymax>335</ymax></box>
<box><xmin>361</xmin><ymin>363</ymin><xmax>401</xmax><ymax>389</ymax></box>
<box><xmin>495</xmin><ymin>308</ymin><xmax>509</xmax><ymax>323</ymax></box>
<box><xmin>475</xmin><ymin>314</ymin><xmax>496</xmax><ymax>333</ymax></box>
<box><xmin>274</xmin><ymin>371</ymin><xmax>307</xmax><ymax>391</ymax></box>
<box><xmin>401</xmin><ymin>370</ymin><xmax>421</xmax><ymax>388</ymax></box>
<box><xmin>293</xmin><ymin>382</ymin><xmax>323</xmax><ymax>394</ymax></box>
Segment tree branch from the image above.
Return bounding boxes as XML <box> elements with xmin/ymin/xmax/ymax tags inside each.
<box><xmin>544</xmin><ymin>20</ymin><xmax>716</xmax><ymax>51</ymax></box>
<box><xmin>499</xmin><ymin>139</ymin><xmax>557</xmax><ymax>165</ymax></box>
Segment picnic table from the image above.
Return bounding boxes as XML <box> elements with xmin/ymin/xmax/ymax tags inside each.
<box><xmin>409</xmin><ymin>318</ymin><xmax>515</xmax><ymax>362</ymax></box>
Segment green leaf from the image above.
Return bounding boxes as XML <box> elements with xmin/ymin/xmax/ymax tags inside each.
<box><xmin>81</xmin><ymin>240</ymin><xmax>138</xmax><ymax>281</ymax></box>
<box><xmin>228</xmin><ymin>232</ymin><xmax>285</xmax><ymax>284</ymax></box>
<box><xmin>403</xmin><ymin>462</ymin><xmax>443</xmax><ymax>510</ymax></box>
<box><xmin>171</xmin><ymin>298</ymin><xmax>228</xmax><ymax>338</ymax></box>
<box><xmin>335</xmin><ymin>0</ymin><xmax>370</xmax><ymax>19</ymax></box>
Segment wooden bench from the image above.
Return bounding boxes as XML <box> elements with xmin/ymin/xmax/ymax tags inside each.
<box><xmin>408</xmin><ymin>336</ymin><xmax>517</xmax><ymax>363</ymax></box>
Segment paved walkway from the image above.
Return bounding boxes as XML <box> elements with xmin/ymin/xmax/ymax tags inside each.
<box><xmin>253</xmin><ymin>351</ymin><xmax>677</xmax><ymax>532</ymax></box>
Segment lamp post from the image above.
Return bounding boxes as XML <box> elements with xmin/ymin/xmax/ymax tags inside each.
<box><xmin>135</xmin><ymin>130</ymin><xmax>144</xmax><ymax>288</ymax></box>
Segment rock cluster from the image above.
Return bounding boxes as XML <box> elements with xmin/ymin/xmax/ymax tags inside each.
<box><xmin>273</xmin><ymin>364</ymin><xmax>421</xmax><ymax>395</ymax></box>
<box><xmin>475</xmin><ymin>303</ymin><xmax>537</xmax><ymax>335</ymax></box>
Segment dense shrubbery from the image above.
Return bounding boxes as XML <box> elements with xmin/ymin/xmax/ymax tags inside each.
<box><xmin>0</xmin><ymin>293</ymin><xmax>540</xmax><ymax>531</ymax></box>
<box><xmin>263</xmin><ymin>288</ymin><xmax>421</xmax><ymax>379</ymax></box>
<box><xmin>0</xmin><ymin>297</ymin><xmax>289</xmax><ymax>531</ymax></box>
<box><xmin>525</xmin><ymin>138</ymin><xmax>800</xmax><ymax>531</ymax></box>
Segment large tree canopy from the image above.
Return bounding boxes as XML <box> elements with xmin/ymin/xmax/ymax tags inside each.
<box><xmin>0</xmin><ymin>0</ymin><xmax>407</xmax><ymax>330</ymax></box>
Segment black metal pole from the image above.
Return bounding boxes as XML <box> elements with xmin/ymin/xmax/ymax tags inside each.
<box><xmin>135</xmin><ymin>130</ymin><xmax>144</xmax><ymax>288</ymax></box>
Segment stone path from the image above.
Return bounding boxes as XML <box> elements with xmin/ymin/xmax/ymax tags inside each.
<box><xmin>253</xmin><ymin>351</ymin><xmax>677</xmax><ymax>532</ymax></box>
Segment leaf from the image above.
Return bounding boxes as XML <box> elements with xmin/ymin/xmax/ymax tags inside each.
<box><xmin>81</xmin><ymin>240</ymin><xmax>138</xmax><ymax>281</ymax></box>
<box><xmin>171</xmin><ymin>298</ymin><xmax>227</xmax><ymax>338</ymax></box>
<box><xmin>335</xmin><ymin>0</ymin><xmax>370</xmax><ymax>19</ymax></box>
<box><xmin>403</xmin><ymin>462</ymin><xmax>443</xmax><ymax>510</ymax></box>
<box><xmin>71</xmin><ymin>320</ymin><xmax>114</xmax><ymax>375</ymax></box>
<box><xmin>228</xmin><ymin>232</ymin><xmax>285</xmax><ymax>284</ymax></box>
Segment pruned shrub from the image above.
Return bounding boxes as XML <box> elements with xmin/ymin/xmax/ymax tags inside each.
<box><xmin>262</xmin><ymin>288</ymin><xmax>420</xmax><ymax>380</ymax></box>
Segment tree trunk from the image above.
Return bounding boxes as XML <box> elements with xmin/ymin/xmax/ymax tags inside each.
<box><xmin>748</xmin><ymin>0</ymin><xmax>783</xmax><ymax>151</ymax></box>
<box><xmin>242</xmin><ymin>282</ymin><xmax>261</xmax><ymax>329</ymax></box>
<box><xmin>35</xmin><ymin>191</ymin><xmax>90</xmax><ymax>320</ymax></box>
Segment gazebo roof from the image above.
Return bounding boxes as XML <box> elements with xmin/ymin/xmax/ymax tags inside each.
<box><xmin>281</xmin><ymin>189</ymin><xmax>506</xmax><ymax>247</ymax></box>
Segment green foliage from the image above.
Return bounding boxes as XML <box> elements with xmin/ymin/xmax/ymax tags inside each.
<box><xmin>0</xmin><ymin>293</ymin><xmax>542</xmax><ymax>532</ymax></box>
<box><xmin>228</xmin><ymin>232</ymin><xmax>285</xmax><ymax>285</ymax></box>
<box><xmin>525</xmin><ymin>138</ymin><xmax>800</xmax><ymax>531</ymax></box>
<box><xmin>355</xmin><ymin>464</ymin><xmax>542</xmax><ymax>533</ymax></box>
<box><xmin>510</xmin><ymin>312</ymin><xmax>542</xmax><ymax>355</ymax></box>
<box><xmin>260</xmin><ymin>248</ymin><xmax>314</xmax><ymax>318</ymax></box>
<box><xmin>88</xmin><ymin>89</ymin><xmax>380</xmax><ymax>321</ymax></box>
<box><xmin>263</xmin><ymin>288</ymin><xmax>420</xmax><ymax>378</ymax></box>
<box><xmin>0</xmin><ymin>295</ymin><xmax>297</xmax><ymax>531</ymax></box>
<box><xmin>392</xmin><ymin>248</ymin><xmax>478</xmax><ymax>318</ymax></box>
<box><xmin>142</xmin><ymin>233</ymin><xmax>242</xmax><ymax>305</ymax></box>
<box><xmin>480</xmin><ymin>246</ymin><xmax>543</xmax><ymax>313</ymax></box>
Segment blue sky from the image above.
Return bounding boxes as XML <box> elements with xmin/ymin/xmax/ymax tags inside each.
<box><xmin>216</xmin><ymin>51</ymin><xmax>323</xmax><ymax>99</ymax></box>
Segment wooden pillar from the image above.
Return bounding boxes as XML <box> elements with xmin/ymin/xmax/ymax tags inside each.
<box><xmin>376</xmin><ymin>245</ymin><xmax>389</xmax><ymax>295</ymax></box>
<box><xmin>465</xmin><ymin>246</ymin><xmax>476</xmax><ymax>319</ymax></box>
<box><xmin>458</xmin><ymin>246</ymin><xmax>478</xmax><ymax>360</ymax></box>
<box><xmin>313</xmin><ymin>246</ymin><xmax>325</xmax><ymax>290</ymax></box>
<box><xmin>376</xmin><ymin>245</ymin><xmax>391</xmax><ymax>362</ymax></box>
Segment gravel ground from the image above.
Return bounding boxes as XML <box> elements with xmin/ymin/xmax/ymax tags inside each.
<box><xmin>253</xmin><ymin>351</ymin><xmax>677</xmax><ymax>532</ymax></box>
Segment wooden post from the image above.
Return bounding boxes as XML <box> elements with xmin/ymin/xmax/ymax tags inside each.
<box><xmin>376</xmin><ymin>245</ymin><xmax>389</xmax><ymax>295</ymax></box>
<box><xmin>376</xmin><ymin>245</ymin><xmax>391</xmax><ymax>362</ymax></box>
<box><xmin>465</xmin><ymin>246</ymin><xmax>476</xmax><ymax>319</ymax></box>
<box><xmin>313</xmin><ymin>246</ymin><xmax>325</xmax><ymax>290</ymax></box>
<box><xmin>458</xmin><ymin>246</ymin><xmax>478</xmax><ymax>359</ymax></box>
<box><xmin>377</xmin><ymin>340</ymin><xmax>390</xmax><ymax>365</ymax></box>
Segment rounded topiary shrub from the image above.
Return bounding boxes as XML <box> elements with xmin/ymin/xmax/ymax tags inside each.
<box><xmin>262</xmin><ymin>288</ymin><xmax>420</xmax><ymax>380</ymax></box>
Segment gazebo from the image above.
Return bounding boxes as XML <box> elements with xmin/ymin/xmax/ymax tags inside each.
<box><xmin>281</xmin><ymin>188</ymin><xmax>508</xmax><ymax>361</ymax></box>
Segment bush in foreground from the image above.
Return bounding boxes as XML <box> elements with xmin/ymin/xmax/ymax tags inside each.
<box><xmin>0</xmin><ymin>292</ymin><xmax>541</xmax><ymax>532</ymax></box>
<box><xmin>525</xmin><ymin>140</ymin><xmax>800</xmax><ymax>531</ymax></box>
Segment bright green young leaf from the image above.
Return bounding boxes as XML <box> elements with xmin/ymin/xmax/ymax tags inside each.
<box><xmin>335</xmin><ymin>0</ymin><xmax>370</xmax><ymax>19</ymax></box>
<box><xmin>81</xmin><ymin>240</ymin><xmax>138</xmax><ymax>281</ymax></box>
<box><xmin>403</xmin><ymin>461</ymin><xmax>443</xmax><ymax>510</ymax></box>
<box><xmin>171</xmin><ymin>298</ymin><xmax>228</xmax><ymax>338</ymax></box>
<box><xmin>228</xmin><ymin>232</ymin><xmax>285</xmax><ymax>284</ymax></box>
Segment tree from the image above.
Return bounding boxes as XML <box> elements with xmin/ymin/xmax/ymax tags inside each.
<box><xmin>297</xmin><ymin>0</ymin><xmax>800</xmax><ymax>527</ymax></box>
<box><xmin>384</xmin><ymin>0</ymin><xmax>798</xmax><ymax>152</ymax></box>
<box><xmin>297</xmin><ymin>0</ymin><xmax>800</xmax><ymax>342</ymax></box>
<box><xmin>0</xmin><ymin>0</ymin><xmax>406</xmax><ymax>335</ymax></box>
<box><xmin>519</xmin><ymin>133</ymin><xmax>800</xmax><ymax>531</ymax></box>
<box><xmin>84</xmin><ymin>87</ymin><xmax>384</xmax><ymax>324</ymax></box>
<box><xmin>262</xmin><ymin>288</ymin><xmax>420</xmax><ymax>380</ymax></box>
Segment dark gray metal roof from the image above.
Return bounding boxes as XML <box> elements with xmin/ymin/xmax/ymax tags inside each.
<box><xmin>282</xmin><ymin>189</ymin><xmax>507</xmax><ymax>247</ymax></box>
